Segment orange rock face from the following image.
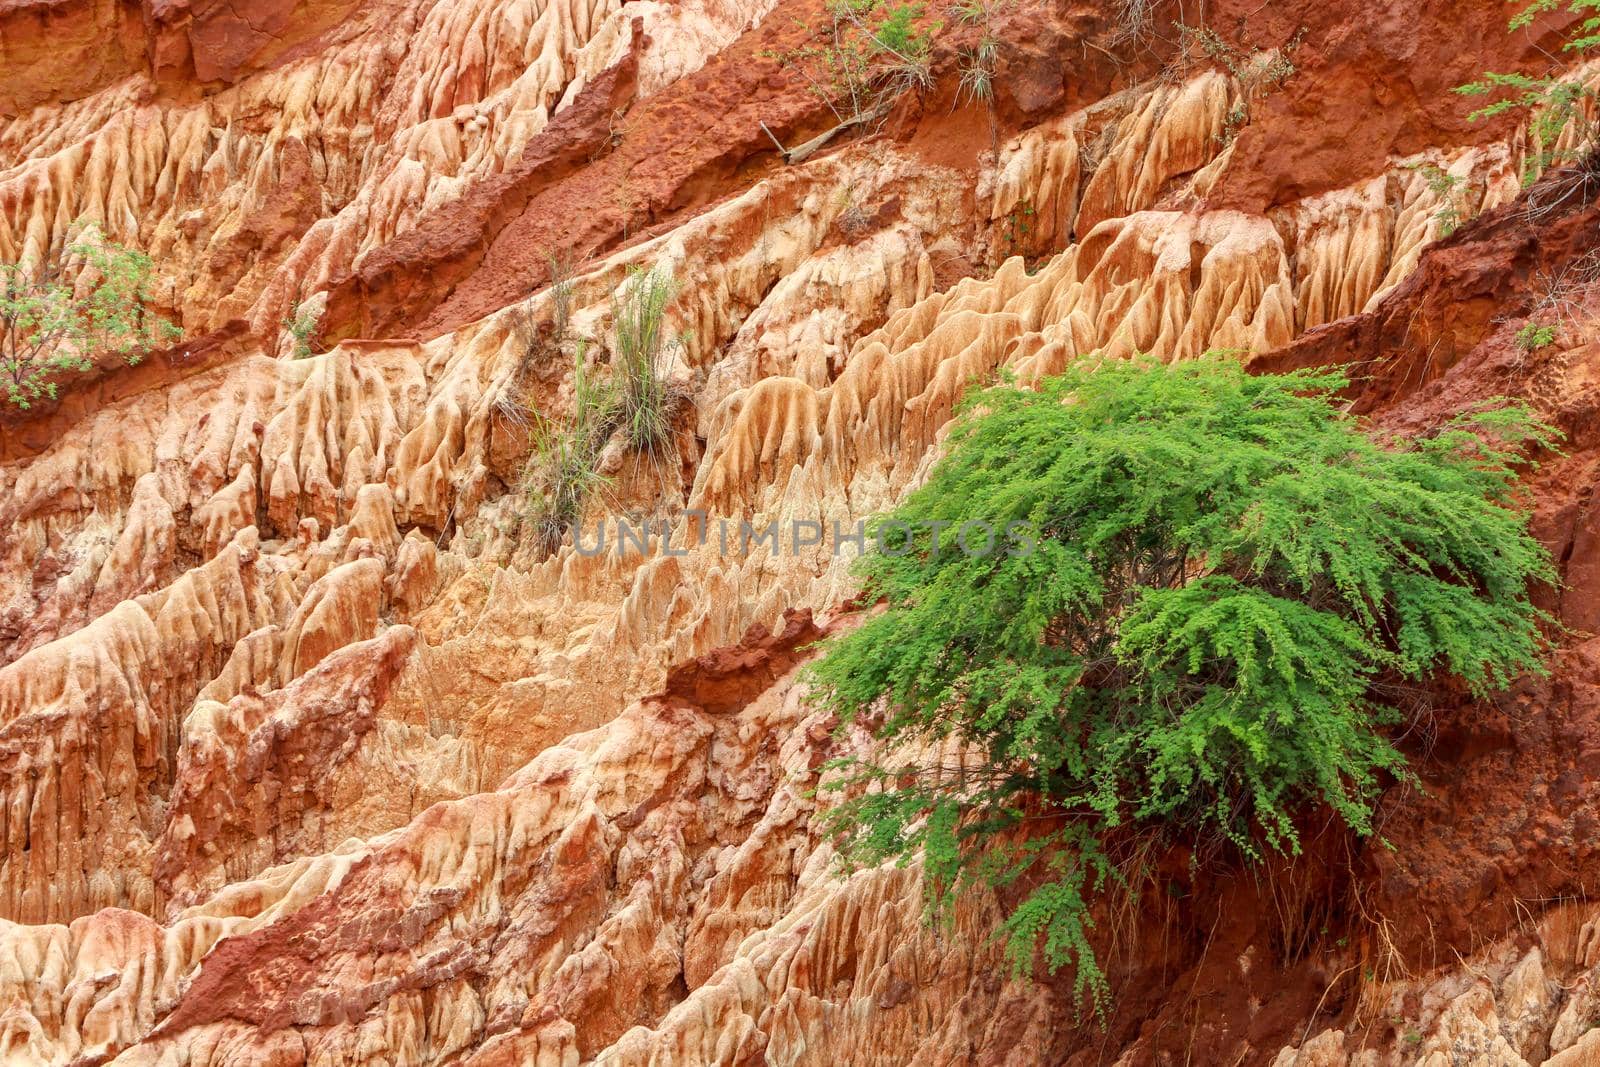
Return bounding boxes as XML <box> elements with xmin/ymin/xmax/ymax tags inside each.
<box><xmin>5</xmin><ymin>0</ymin><xmax>1600</xmax><ymax>1062</ymax></box>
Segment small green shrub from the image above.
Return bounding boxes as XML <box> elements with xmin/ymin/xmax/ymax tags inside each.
<box><xmin>0</xmin><ymin>226</ymin><xmax>178</xmax><ymax>409</ymax></box>
<box><xmin>873</xmin><ymin>0</ymin><xmax>934</xmax><ymax>57</ymax></box>
<box><xmin>1516</xmin><ymin>320</ymin><xmax>1559</xmax><ymax>350</ymax></box>
<box><xmin>807</xmin><ymin>355</ymin><xmax>1557</xmax><ymax>1009</ymax></box>
<box><xmin>613</xmin><ymin>265</ymin><xmax>682</xmax><ymax>457</ymax></box>
<box><xmin>777</xmin><ymin>0</ymin><xmax>939</xmax><ymax>127</ymax></box>
<box><xmin>282</xmin><ymin>303</ymin><xmax>323</xmax><ymax>359</ymax></box>
<box><xmin>1457</xmin><ymin>0</ymin><xmax>1600</xmax><ymax>185</ymax></box>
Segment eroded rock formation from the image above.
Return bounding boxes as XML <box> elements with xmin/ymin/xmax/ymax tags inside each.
<box><xmin>4</xmin><ymin>0</ymin><xmax>1600</xmax><ymax>1062</ymax></box>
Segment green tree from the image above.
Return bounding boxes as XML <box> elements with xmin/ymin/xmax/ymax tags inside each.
<box><xmin>807</xmin><ymin>355</ymin><xmax>1557</xmax><ymax>1007</ymax></box>
<box><xmin>1456</xmin><ymin>0</ymin><xmax>1600</xmax><ymax>184</ymax></box>
<box><xmin>0</xmin><ymin>227</ymin><xmax>177</xmax><ymax>409</ymax></box>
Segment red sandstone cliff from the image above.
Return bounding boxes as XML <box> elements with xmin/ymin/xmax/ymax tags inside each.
<box><xmin>3</xmin><ymin>0</ymin><xmax>1600</xmax><ymax>1063</ymax></box>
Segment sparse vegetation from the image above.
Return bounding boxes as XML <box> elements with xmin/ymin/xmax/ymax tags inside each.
<box><xmin>522</xmin><ymin>342</ymin><xmax>614</xmax><ymax>554</ymax></box>
<box><xmin>1456</xmin><ymin>0</ymin><xmax>1600</xmax><ymax>186</ymax></box>
<box><xmin>614</xmin><ymin>176</ymin><xmax>640</xmax><ymax>240</ymax></box>
<box><xmin>957</xmin><ymin>36</ymin><xmax>997</xmax><ymax>107</ymax></box>
<box><xmin>808</xmin><ymin>355</ymin><xmax>1558</xmax><ymax>1009</ymax></box>
<box><xmin>834</xmin><ymin>187</ymin><xmax>874</xmax><ymax>237</ymax></box>
<box><xmin>1177</xmin><ymin>23</ymin><xmax>1305</xmax><ymax>146</ymax></box>
<box><xmin>516</xmin><ymin>261</ymin><xmax>685</xmax><ymax>553</ymax></box>
<box><xmin>1182</xmin><ymin>23</ymin><xmax>1301</xmax><ymax>88</ymax></box>
<box><xmin>951</xmin><ymin>0</ymin><xmax>1005</xmax><ymax>112</ymax></box>
<box><xmin>1516</xmin><ymin>320</ymin><xmax>1559</xmax><ymax>351</ymax></box>
<box><xmin>612</xmin><ymin>265</ymin><xmax>683</xmax><ymax>458</ymax></box>
<box><xmin>1407</xmin><ymin>162</ymin><xmax>1471</xmax><ymax>236</ymax></box>
<box><xmin>777</xmin><ymin>0</ymin><xmax>940</xmax><ymax>129</ymax></box>
<box><xmin>1110</xmin><ymin>0</ymin><xmax>1157</xmax><ymax>47</ymax></box>
<box><xmin>1</xmin><ymin>226</ymin><xmax>178</xmax><ymax>409</ymax></box>
<box><xmin>997</xmin><ymin>197</ymin><xmax>1036</xmax><ymax>259</ymax></box>
<box><xmin>1512</xmin><ymin>246</ymin><xmax>1600</xmax><ymax>354</ymax></box>
<box><xmin>282</xmin><ymin>302</ymin><xmax>324</xmax><ymax>359</ymax></box>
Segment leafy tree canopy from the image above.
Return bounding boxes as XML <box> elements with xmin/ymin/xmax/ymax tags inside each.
<box><xmin>807</xmin><ymin>355</ymin><xmax>1557</xmax><ymax>1007</ymax></box>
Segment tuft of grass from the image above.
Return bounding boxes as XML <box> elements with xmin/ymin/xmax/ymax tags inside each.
<box><xmin>949</xmin><ymin>0</ymin><xmax>985</xmax><ymax>22</ymax></box>
<box><xmin>523</xmin><ymin>342</ymin><xmax>614</xmax><ymax>554</ymax></box>
<box><xmin>517</xmin><ymin>259</ymin><xmax>689</xmax><ymax>554</ymax></box>
<box><xmin>957</xmin><ymin>35</ymin><xmax>998</xmax><ymax>106</ymax></box>
<box><xmin>613</xmin><ymin>265</ymin><xmax>683</xmax><ymax>458</ymax></box>
<box><xmin>950</xmin><ymin>0</ymin><xmax>1006</xmax><ymax>121</ymax></box>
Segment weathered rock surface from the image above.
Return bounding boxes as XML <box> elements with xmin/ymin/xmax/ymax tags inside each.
<box><xmin>5</xmin><ymin>0</ymin><xmax>1600</xmax><ymax>1062</ymax></box>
